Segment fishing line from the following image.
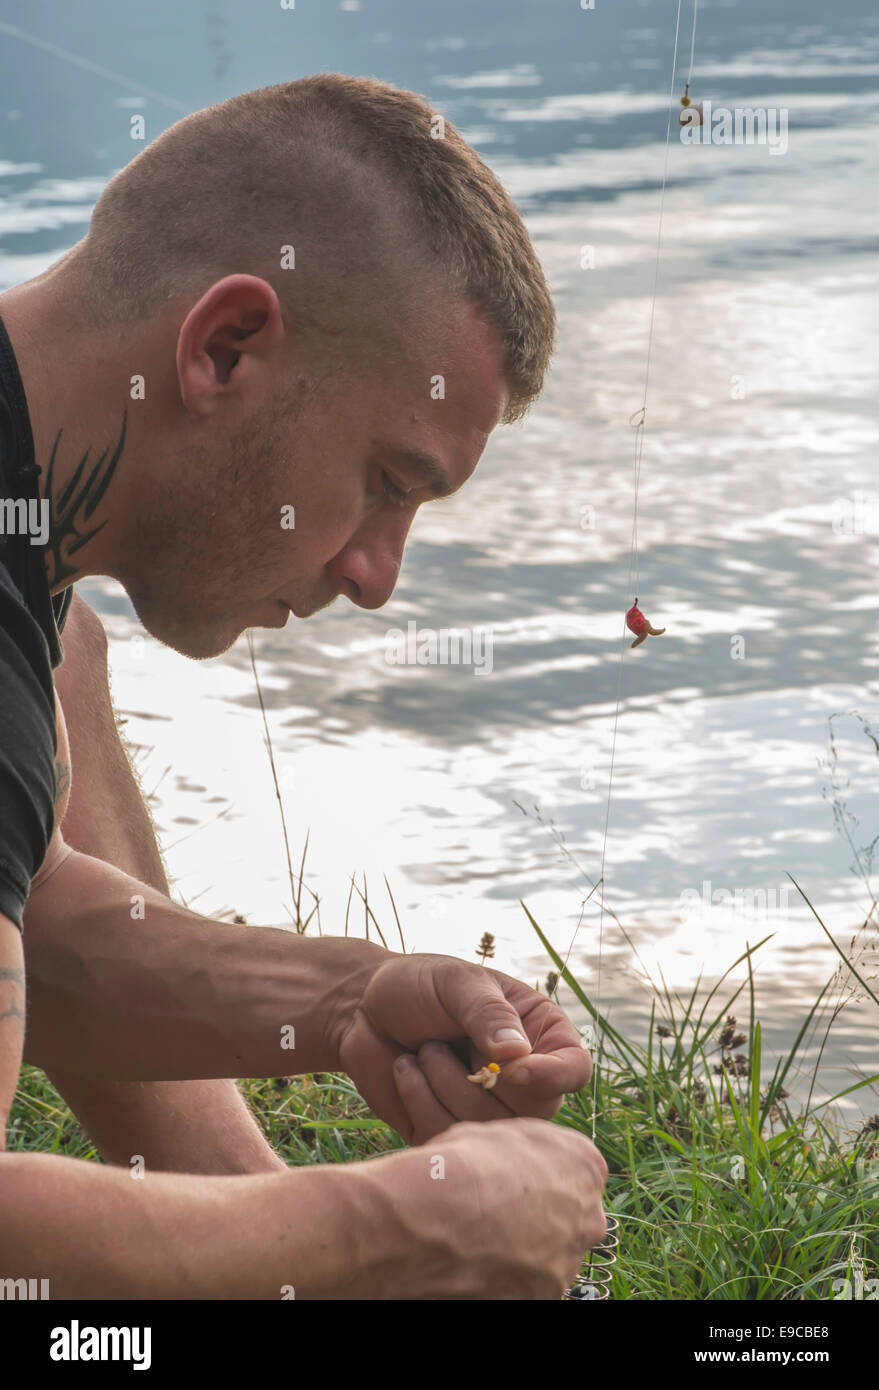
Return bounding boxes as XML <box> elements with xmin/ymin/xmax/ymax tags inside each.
<box><xmin>688</xmin><ymin>0</ymin><xmax>700</xmax><ymax>90</ymax></box>
<box><xmin>539</xmin><ymin>0</ymin><xmax>688</xmax><ymax>1128</ymax></box>
<box><xmin>520</xmin><ymin>0</ymin><xmax>697</xmax><ymax>1300</ymax></box>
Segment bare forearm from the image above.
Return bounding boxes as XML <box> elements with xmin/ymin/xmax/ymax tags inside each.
<box><xmin>21</xmin><ymin>849</ymin><xmax>385</xmax><ymax>1082</ymax></box>
<box><xmin>51</xmin><ymin>603</ymin><xmax>288</xmax><ymax>1170</ymax></box>
<box><xmin>43</xmin><ymin>1071</ymin><xmax>287</xmax><ymax>1173</ymax></box>
<box><xmin>0</xmin><ymin>1149</ymin><xmax>371</xmax><ymax>1299</ymax></box>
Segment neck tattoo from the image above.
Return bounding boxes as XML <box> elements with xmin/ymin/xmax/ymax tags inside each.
<box><xmin>43</xmin><ymin>410</ymin><xmax>127</xmax><ymax>588</ymax></box>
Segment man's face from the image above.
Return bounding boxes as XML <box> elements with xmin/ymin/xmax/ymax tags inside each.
<box><xmin>126</xmin><ymin>302</ymin><xmax>510</xmax><ymax>659</ymax></box>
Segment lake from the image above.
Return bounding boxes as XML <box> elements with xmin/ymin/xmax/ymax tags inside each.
<box><xmin>1</xmin><ymin>0</ymin><xmax>877</xmax><ymax>1117</ymax></box>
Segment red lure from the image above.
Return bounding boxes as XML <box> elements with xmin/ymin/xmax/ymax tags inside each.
<box><xmin>625</xmin><ymin>598</ymin><xmax>666</xmax><ymax>650</ymax></box>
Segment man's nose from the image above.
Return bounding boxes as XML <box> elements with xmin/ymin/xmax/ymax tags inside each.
<box><xmin>327</xmin><ymin>519</ymin><xmax>411</xmax><ymax>610</ymax></box>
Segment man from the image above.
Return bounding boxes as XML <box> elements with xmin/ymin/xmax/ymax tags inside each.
<box><xmin>0</xmin><ymin>74</ymin><xmax>607</xmax><ymax>1299</ymax></box>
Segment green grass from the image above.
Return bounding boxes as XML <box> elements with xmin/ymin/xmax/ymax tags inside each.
<box><xmin>523</xmin><ymin>903</ymin><xmax>879</xmax><ymax>1300</ymax></box>
<box><xmin>236</xmin><ymin>1071</ymin><xmax>405</xmax><ymax>1167</ymax></box>
<box><xmin>11</xmin><ymin>826</ymin><xmax>879</xmax><ymax>1300</ymax></box>
<box><xmin>7</xmin><ymin>1067</ymin><xmax>402</xmax><ymax>1169</ymax></box>
<box><xmin>8</xmin><ymin>1066</ymin><xmax>101</xmax><ymax>1162</ymax></box>
<box><xmin>12</xmin><ymin>702</ymin><xmax>877</xmax><ymax>1298</ymax></box>
<box><xmin>10</xmin><ymin>906</ymin><xmax>878</xmax><ymax>1300</ymax></box>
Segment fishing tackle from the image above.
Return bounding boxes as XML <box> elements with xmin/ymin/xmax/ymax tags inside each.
<box><xmin>625</xmin><ymin>599</ymin><xmax>666</xmax><ymax>649</ymax></box>
<box><xmin>679</xmin><ymin>83</ymin><xmax>704</xmax><ymax>126</ymax></box>
<box><xmin>565</xmin><ymin>1217</ymin><xmax>620</xmax><ymax>1300</ymax></box>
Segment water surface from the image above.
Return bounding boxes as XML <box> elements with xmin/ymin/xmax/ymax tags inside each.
<box><xmin>2</xmin><ymin>0</ymin><xmax>877</xmax><ymax>1115</ymax></box>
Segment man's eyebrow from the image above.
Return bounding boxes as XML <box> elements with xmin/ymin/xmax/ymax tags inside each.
<box><xmin>371</xmin><ymin>441</ymin><xmax>455</xmax><ymax>499</ymax></box>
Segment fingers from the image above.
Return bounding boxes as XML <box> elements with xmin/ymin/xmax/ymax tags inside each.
<box><xmin>352</xmin><ymin>957</ymin><xmax>598</xmax><ymax>1139</ymax></box>
<box><xmin>419</xmin><ymin>1041</ymin><xmax>514</xmax><ymax>1122</ymax></box>
<box><xmin>403</xmin><ymin>1036</ymin><xmax>584</xmax><ymax>1130</ymax></box>
<box><xmin>433</xmin><ymin>960</ymin><xmax>532</xmax><ymax>1066</ymax></box>
<box><xmin>493</xmin><ymin>1043</ymin><xmax>591</xmax><ymax>1113</ymax></box>
<box><xmin>393</xmin><ymin>1051</ymin><xmax>459</xmax><ymax>1144</ymax></box>
<box><xmin>486</xmin><ymin>983</ymin><xmax>594</xmax><ymax>1096</ymax></box>
<box><xmin>393</xmin><ymin>1042</ymin><xmax>516</xmax><ymax>1143</ymax></box>
<box><xmin>450</xmin><ymin>973</ymin><xmax>593</xmax><ymax>1112</ymax></box>
<box><xmin>339</xmin><ymin>1017</ymin><xmax>417</xmax><ymax>1140</ymax></box>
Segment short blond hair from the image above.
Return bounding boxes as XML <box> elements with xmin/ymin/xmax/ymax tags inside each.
<box><xmin>73</xmin><ymin>75</ymin><xmax>556</xmax><ymax>423</ymax></box>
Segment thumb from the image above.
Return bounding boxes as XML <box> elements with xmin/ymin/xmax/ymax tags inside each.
<box><xmin>438</xmin><ymin>962</ymin><xmax>532</xmax><ymax>1062</ymax></box>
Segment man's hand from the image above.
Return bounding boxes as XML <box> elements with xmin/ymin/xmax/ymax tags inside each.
<box><xmin>340</xmin><ymin>1117</ymin><xmax>608</xmax><ymax>1298</ymax></box>
<box><xmin>337</xmin><ymin>952</ymin><xmax>592</xmax><ymax>1142</ymax></box>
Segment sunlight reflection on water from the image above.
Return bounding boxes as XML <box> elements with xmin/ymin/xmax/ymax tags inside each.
<box><xmin>2</xmin><ymin>0</ymin><xmax>877</xmax><ymax>1113</ymax></box>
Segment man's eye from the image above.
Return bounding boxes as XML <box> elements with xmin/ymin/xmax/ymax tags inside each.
<box><xmin>381</xmin><ymin>472</ymin><xmax>410</xmax><ymax>507</ymax></box>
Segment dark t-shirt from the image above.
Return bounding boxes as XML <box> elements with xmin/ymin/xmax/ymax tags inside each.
<box><xmin>0</xmin><ymin>309</ymin><xmax>72</xmax><ymax>931</ymax></box>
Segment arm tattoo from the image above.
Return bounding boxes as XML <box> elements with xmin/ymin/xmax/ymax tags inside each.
<box><xmin>54</xmin><ymin>758</ymin><xmax>71</xmax><ymax>805</ymax></box>
<box><xmin>0</xmin><ymin>965</ymin><xmax>25</xmax><ymax>1027</ymax></box>
<box><xmin>43</xmin><ymin>411</ymin><xmax>127</xmax><ymax>587</ymax></box>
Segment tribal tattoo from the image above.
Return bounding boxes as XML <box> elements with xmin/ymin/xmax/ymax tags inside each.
<box><xmin>43</xmin><ymin>411</ymin><xmax>127</xmax><ymax>587</ymax></box>
<box><xmin>0</xmin><ymin>965</ymin><xmax>25</xmax><ymax>1028</ymax></box>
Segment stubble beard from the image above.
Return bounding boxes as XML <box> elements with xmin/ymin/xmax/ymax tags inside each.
<box><xmin>122</xmin><ymin>406</ymin><xmax>299</xmax><ymax>659</ymax></box>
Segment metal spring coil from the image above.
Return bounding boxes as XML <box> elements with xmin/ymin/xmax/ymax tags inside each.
<box><xmin>564</xmin><ymin>1215</ymin><xmax>619</xmax><ymax>1300</ymax></box>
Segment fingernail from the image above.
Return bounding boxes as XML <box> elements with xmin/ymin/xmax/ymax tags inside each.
<box><xmin>494</xmin><ymin>1028</ymin><xmax>528</xmax><ymax>1044</ymax></box>
<box><xmin>395</xmin><ymin>1054</ymin><xmax>416</xmax><ymax>1073</ymax></box>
